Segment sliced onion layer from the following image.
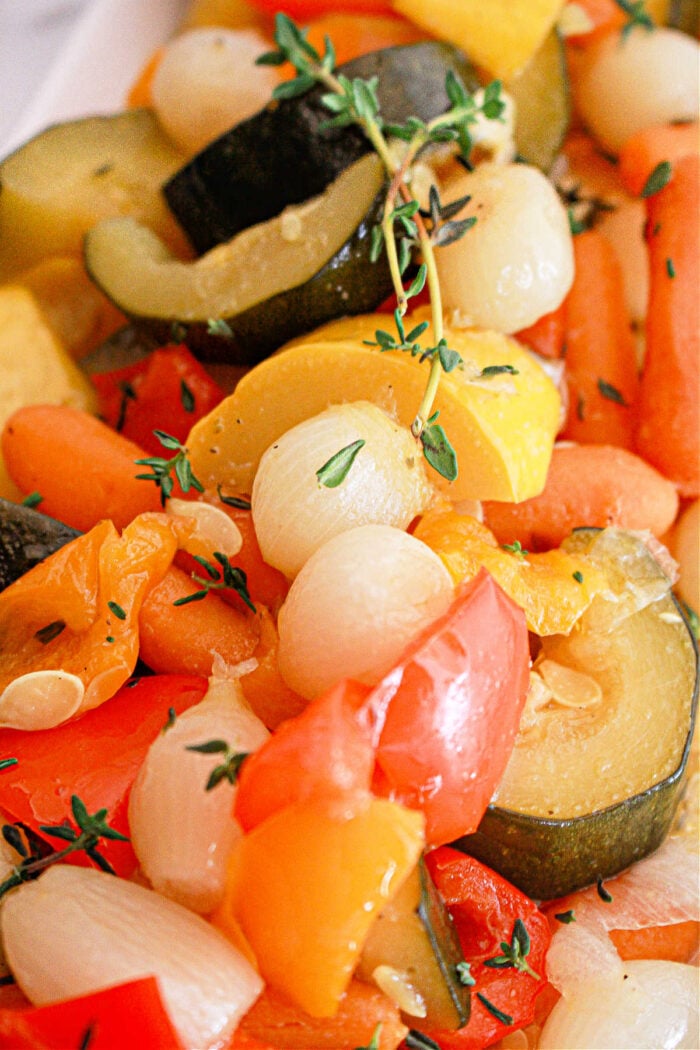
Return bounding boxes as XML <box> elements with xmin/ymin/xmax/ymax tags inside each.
<box><xmin>129</xmin><ymin>675</ymin><xmax>269</xmax><ymax>913</ymax></box>
<box><xmin>1</xmin><ymin>865</ymin><xmax>263</xmax><ymax>1049</ymax></box>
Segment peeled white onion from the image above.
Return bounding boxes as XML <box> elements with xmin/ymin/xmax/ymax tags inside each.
<box><xmin>129</xmin><ymin>674</ymin><xmax>268</xmax><ymax>914</ymax></box>
<box><xmin>573</xmin><ymin>27</ymin><xmax>699</xmax><ymax>154</ymax></box>
<box><xmin>435</xmin><ymin>163</ymin><xmax>574</xmax><ymax>334</ymax></box>
<box><xmin>252</xmin><ymin>401</ymin><xmax>434</xmax><ymax>578</ymax></box>
<box><xmin>277</xmin><ymin>523</ymin><xmax>454</xmax><ymax>699</ymax></box>
<box><xmin>1</xmin><ymin>865</ymin><xmax>263</xmax><ymax>1048</ymax></box>
<box><xmin>151</xmin><ymin>27</ymin><xmax>279</xmax><ymax>154</ymax></box>
<box><xmin>539</xmin><ymin>960</ymin><xmax>700</xmax><ymax>1049</ymax></box>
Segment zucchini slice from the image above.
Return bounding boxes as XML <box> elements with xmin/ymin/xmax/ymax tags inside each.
<box><xmin>0</xmin><ymin>110</ymin><xmax>188</xmax><ymax>281</ymax></box>
<box><xmin>457</xmin><ymin>528</ymin><xmax>698</xmax><ymax>900</ymax></box>
<box><xmin>163</xmin><ymin>41</ymin><xmax>479</xmax><ymax>253</ymax></box>
<box><xmin>85</xmin><ymin>154</ymin><xmax>391</xmax><ymax>364</ymax></box>
<box><xmin>507</xmin><ymin>30</ymin><xmax>570</xmax><ymax>172</ymax></box>
<box><xmin>357</xmin><ymin>859</ymin><xmax>470</xmax><ymax>1029</ymax></box>
<box><xmin>0</xmin><ymin>499</ymin><xmax>79</xmax><ymax>592</ymax></box>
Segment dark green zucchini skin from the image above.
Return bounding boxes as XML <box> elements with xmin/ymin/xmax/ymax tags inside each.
<box><xmin>164</xmin><ymin>42</ymin><xmax>478</xmax><ymax>254</ymax></box>
<box><xmin>130</xmin><ymin>183</ymin><xmax>395</xmax><ymax>364</ymax></box>
<box><xmin>455</xmin><ymin>597</ymin><xmax>698</xmax><ymax>902</ymax></box>
<box><xmin>0</xmin><ymin>499</ymin><xmax>79</xmax><ymax>592</ymax></box>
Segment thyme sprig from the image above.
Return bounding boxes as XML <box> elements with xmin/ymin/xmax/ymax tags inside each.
<box><xmin>614</xmin><ymin>0</ymin><xmax>654</xmax><ymax>36</ymax></box>
<box><xmin>173</xmin><ymin>552</ymin><xmax>256</xmax><ymax>612</ymax></box>
<box><xmin>185</xmin><ymin>739</ymin><xmax>250</xmax><ymax>791</ymax></box>
<box><xmin>134</xmin><ymin>430</ymin><xmax>204</xmax><ymax>506</ymax></box>
<box><xmin>0</xmin><ymin>796</ymin><xmax>128</xmax><ymax>899</ymax></box>
<box><xmin>483</xmin><ymin>917</ymin><xmax>541</xmax><ymax>980</ymax></box>
<box><xmin>257</xmin><ymin>13</ymin><xmax>507</xmax><ymax>482</ymax></box>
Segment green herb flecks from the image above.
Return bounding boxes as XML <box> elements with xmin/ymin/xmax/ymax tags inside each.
<box><xmin>554</xmin><ymin>909</ymin><xmax>576</xmax><ymax>924</ymax></box>
<box><xmin>257</xmin><ymin>13</ymin><xmax>507</xmax><ymax>481</ymax></box>
<box><xmin>180</xmin><ymin>378</ymin><xmax>196</xmax><ymax>413</ymax></box>
<box><xmin>573</xmin><ymin>570</ymin><xmax>584</xmax><ymax>584</ymax></box>
<box><xmin>479</xmin><ymin>364</ymin><xmax>519</xmax><ymax>378</ymax></box>
<box><xmin>173</xmin><ymin>552</ymin><xmax>256</xmax><ymax>612</ymax></box>
<box><xmin>502</xmin><ymin>540</ymin><xmax>528</xmax><ymax>559</ymax></box>
<box><xmin>0</xmin><ymin>796</ymin><xmax>129</xmax><ymax>899</ymax></box>
<box><xmin>406</xmin><ymin>1032</ymin><xmax>442</xmax><ymax>1050</ymax></box>
<box><xmin>484</xmin><ymin>917</ymin><xmax>541</xmax><ymax>980</ymax></box>
<box><xmin>162</xmin><ymin>707</ymin><xmax>177</xmax><ymax>733</ymax></box>
<box><xmin>207</xmin><ymin>318</ymin><xmax>234</xmax><ymax>339</ymax></box>
<box><xmin>476</xmin><ymin>992</ymin><xmax>514</xmax><ymax>1026</ymax></box>
<box><xmin>134</xmin><ymin>430</ymin><xmax>204</xmax><ymax>506</ymax></box>
<box><xmin>21</xmin><ymin>491</ymin><xmax>43</xmax><ymax>509</ymax></box>
<box><xmin>34</xmin><ymin>620</ymin><xmax>66</xmax><ymax>645</ymax></box>
<box><xmin>666</xmin><ymin>257</ymin><xmax>676</xmax><ymax>278</ymax></box>
<box><xmin>597</xmin><ymin>378</ymin><xmax>629</xmax><ymax>406</ymax></box>
<box><xmin>316</xmin><ymin>439</ymin><xmax>366</xmax><ymax>488</ymax></box>
<box><xmin>0</xmin><ymin>758</ymin><xmax>18</xmax><ymax>772</ymax></box>
<box><xmin>107</xmin><ymin>601</ymin><xmax>126</xmax><ymax>621</ymax></box>
<box><xmin>641</xmin><ymin>160</ymin><xmax>672</xmax><ymax>198</ymax></box>
<box><xmin>185</xmin><ymin>739</ymin><xmax>250</xmax><ymax>791</ymax></box>
<box><xmin>216</xmin><ymin>486</ymin><xmax>251</xmax><ymax>510</ymax></box>
<box><xmin>596</xmin><ymin>875</ymin><xmax>613</xmax><ymax>903</ymax></box>
<box><xmin>355</xmin><ymin>1024</ymin><xmax>382</xmax><ymax>1050</ymax></box>
<box><xmin>456</xmin><ymin>960</ymin><xmax>476</xmax><ymax>986</ymax></box>
<box><xmin>614</xmin><ymin>0</ymin><xmax>654</xmax><ymax>36</ymax></box>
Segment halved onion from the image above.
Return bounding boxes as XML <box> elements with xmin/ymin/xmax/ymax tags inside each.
<box><xmin>252</xmin><ymin>401</ymin><xmax>434</xmax><ymax>578</ymax></box>
<box><xmin>1</xmin><ymin>865</ymin><xmax>263</xmax><ymax>1048</ymax></box>
<box><xmin>277</xmin><ymin>524</ymin><xmax>454</xmax><ymax>699</ymax></box>
<box><xmin>129</xmin><ymin>675</ymin><xmax>269</xmax><ymax>913</ymax></box>
<box><xmin>539</xmin><ymin>960</ymin><xmax>699</xmax><ymax>1049</ymax></box>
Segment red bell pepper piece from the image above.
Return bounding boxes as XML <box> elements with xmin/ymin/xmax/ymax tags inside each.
<box><xmin>0</xmin><ymin>977</ymin><xmax>185</xmax><ymax>1050</ymax></box>
<box><xmin>92</xmin><ymin>344</ymin><xmax>224</xmax><ymax>456</ymax></box>
<box><xmin>233</xmin><ymin>678</ymin><xmax>373</xmax><ymax>831</ymax></box>
<box><xmin>0</xmin><ymin>674</ymin><xmax>207</xmax><ymax>875</ymax></box>
<box><xmin>361</xmin><ymin>570</ymin><xmax>530</xmax><ymax>846</ymax></box>
<box><xmin>422</xmin><ymin>847</ymin><xmax>551</xmax><ymax>1049</ymax></box>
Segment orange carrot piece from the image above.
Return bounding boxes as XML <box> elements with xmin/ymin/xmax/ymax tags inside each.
<box><xmin>561</xmin><ymin>229</ymin><xmax>639</xmax><ymax>449</ymax></box>
<box><xmin>1</xmin><ymin>404</ymin><xmax>162</xmax><ymax>532</ymax></box>
<box><xmin>515</xmin><ymin>302</ymin><xmax>567</xmax><ymax>360</ymax></box>
<box><xmin>138</xmin><ymin>565</ymin><xmax>259</xmax><ymax>677</ymax></box>
<box><xmin>618</xmin><ymin>122</ymin><xmax>700</xmax><ymax>196</ymax></box>
<box><xmin>483</xmin><ymin>443</ymin><xmax>679</xmax><ymax>551</ymax></box>
<box><xmin>234</xmin><ymin>980</ymin><xmax>408</xmax><ymax>1049</ymax></box>
<box><xmin>304</xmin><ymin>12</ymin><xmax>423</xmax><ymax>64</ymax></box>
<box><xmin>564</xmin><ymin>0</ymin><xmax>625</xmax><ymax>44</ymax></box>
<box><xmin>126</xmin><ymin>47</ymin><xmax>164</xmax><ymax>109</ymax></box>
<box><xmin>636</xmin><ymin>153</ymin><xmax>700</xmax><ymax>498</ymax></box>
<box><xmin>610</xmin><ymin>920</ymin><xmax>700</xmax><ymax>963</ymax></box>
<box><xmin>238</xmin><ymin>607</ymin><xmax>307</xmax><ymax>730</ymax></box>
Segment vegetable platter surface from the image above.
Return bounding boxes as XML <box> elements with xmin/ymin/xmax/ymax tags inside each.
<box><xmin>0</xmin><ymin>0</ymin><xmax>698</xmax><ymax>1048</ymax></box>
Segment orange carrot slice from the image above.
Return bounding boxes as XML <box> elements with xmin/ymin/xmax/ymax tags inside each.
<box><xmin>635</xmin><ymin>153</ymin><xmax>699</xmax><ymax>498</ymax></box>
<box><xmin>561</xmin><ymin>229</ymin><xmax>639</xmax><ymax>449</ymax></box>
<box><xmin>618</xmin><ymin>122</ymin><xmax>700</xmax><ymax>197</ymax></box>
<box><xmin>483</xmin><ymin>443</ymin><xmax>679</xmax><ymax>550</ymax></box>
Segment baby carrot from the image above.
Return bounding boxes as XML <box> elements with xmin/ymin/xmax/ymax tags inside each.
<box><xmin>561</xmin><ymin>229</ymin><xmax>639</xmax><ymax>449</ymax></box>
<box><xmin>515</xmin><ymin>301</ymin><xmax>566</xmax><ymax>360</ymax></box>
<box><xmin>635</xmin><ymin>153</ymin><xmax>699</xmax><ymax>498</ymax></box>
<box><xmin>482</xmin><ymin>443</ymin><xmax>679</xmax><ymax>551</ymax></box>
<box><xmin>618</xmin><ymin>122</ymin><xmax>699</xmax><ymax>197</ymax></box>
<box><xmin>138</xmin><ymin>564</ymin><xmax>260</xmax><ymax>677</ymax></box>
<box><xmin>1</xmin><ymin>404</ymin><xmax>161</xmax><ymax>532</ymax></box>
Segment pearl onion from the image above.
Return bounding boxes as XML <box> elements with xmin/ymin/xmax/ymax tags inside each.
<box><xmin>277</xmin><ymin>524</ymin><xmax>454</xmax><ymax>699</ymax></box>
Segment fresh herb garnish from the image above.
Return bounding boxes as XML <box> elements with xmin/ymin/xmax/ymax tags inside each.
<box><xmin>666</xmin><ymin>257</ymin><xmax>676</xmax><ymax>278</ymax></box>
<box><xmin>568</xmin><ymin>207</ymin><xmax>587</xmax><ymax>236</ymax></box>
<box><xmin>502</xmin><ymin>540</ymin><xmax>528</xmax><ymax>559</ymax></box>
<box><xmin>597</xmin><ymin>378</ymin><xmax>629</xmax><ymax>406</ymax></box>
<box><xmin>484</xmin><ymin>917</ymin><xmax>541</xmax><ymax>980</ymax></box>
<box><xmin>107</xmin><ymin>601</ymin><xmax>126</xmax><ymax>621</ymax></box>
<box><xmin>573</xmin><ymin>570</ymin><xmax>584</xmax><ymax>584</ymax></box>
<box><xmin>216</xmin><ymin>486</ymin><xmax>251</xmax><ymax>510</ymax></box>
<box><xmin>34</xmin><ymin>620</ymin><xmax>66</xmax><ymax>645</ymax></box>
<box><xmin>173</xmin><ymin>552</ymin><xmax>256</xmax><ymax>612</ymax></box>
<box><xmin>0</xmin><ymin>796</ymin><xmax>128</xmax><ymax>899</ymax></box>
<box><xmin>554</xmin><ymin>909</ymin><xmax>576</xmax><ymax>924</ymax></box>
<box><xmin>0</xmin><ymin>758</ymin><xmax>18</xmax><ymax>772</ymax></box>
<box><xmin>456</xmin><ymin>960</ymin><xmax>476</xmax><ymax>986</ymax></box>
<box><xmin>21</xmin><ymin>491</ymin><xmax>43</xmax><ymax>509</ymax></box>
<box><xmin>185</xmin><ymin>739</ymin><xmax>250</xmax><ymax>791</ymax></box>
<box><xmin>257</xmin><ymin>13</ymin><xmax>507</xmax><ymax>481</ymax></box>
<box><xmin>596</xmin><ymin>875</ymin><xmax>613</xmax><ymax>902</ymax></box>
<box><xmin>78</xmin><ymin>1024</ymin><xmax>95</xmax><ymax>1050</ymax></box>
<box><xmin>641</xmin><ymin>160</ymin><xmax>672</xmax><ymax>198</ymax></box>
<box><xmin>162</xmin><ymin>707</ymin><xmax>177</xmax><ymax>733</ymax></box>
<box><xmin>476</xmin><ymin>992</ymin><xmax>514</xmax><ymax>1026</ymax></box>
<box><xmin>207</xmin><ymin>318</ymin><xmax>234</xmax><ymax>339</ymax></box>
<box><xmin>679</xmin><ymin>600</ymin><xmax>699</xmax><ymax>640</ymax></box>
<box><xmin>316</xmin><ymin>439</ymin><xmax>365</xmax><ymax>488</ymax></box>
<box><xmin>355</xmin><ymin>1024</ymin><xmax>382</xmax><ymax>1050</ymax></box>
<box><xmin>614</xmin><ymin>0</ymin><xmax>654</xmax><ymax>36</ymax></box>
<box><xmin>479</xmin><ymin>364</ymin><xmax>519</xmax><ymax>378</ymax></box>
<box><xmin>134</xmin><ymin>430</ymin><xmax>204</xmax><ymax>506</ymax></box>
<box><xmin>180</xmin><ymin>378</ymin><xmax>196</xmax><ymax>413</ymax></box>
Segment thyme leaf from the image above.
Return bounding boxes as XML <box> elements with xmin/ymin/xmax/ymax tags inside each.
<box><xmin>185</xmin><ymin>739</ymin><xmax>249</xmax><ymax>791</ymax></box>
<box><xmin>173</xmin><ymin>552</ymin><xmax>256</xmax><ymax>612</ymax></box>
<box><xmin>134</xmin><ymin>431</ymin><xmax>204</xmax><ymax>506</ymax></box>
<box><xmin>316</xmin><ymin>439</ymin><xmax>366</xmax><ymax>488</ymax></box>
